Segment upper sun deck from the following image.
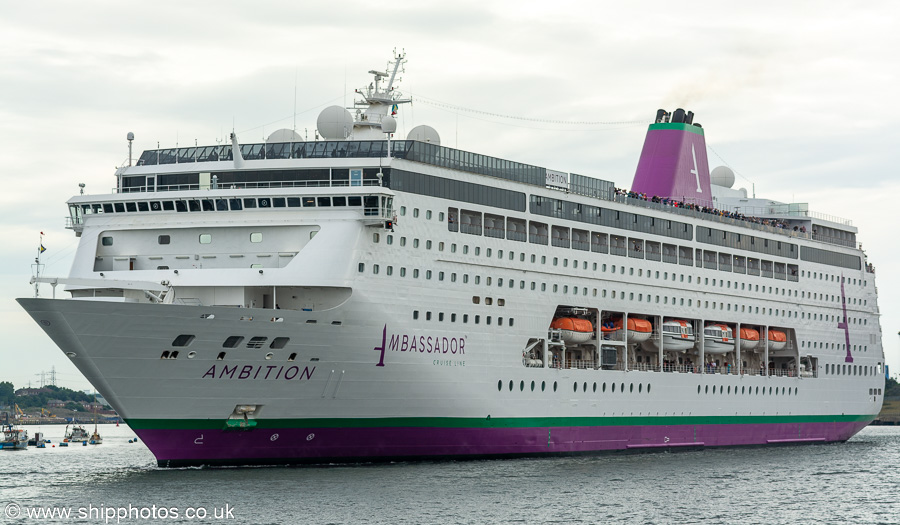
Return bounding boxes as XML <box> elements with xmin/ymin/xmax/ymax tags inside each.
<box><xmin>115</xmin><ymin>138</ymin><xmax>860</xmax><ymax>252</ymax></box>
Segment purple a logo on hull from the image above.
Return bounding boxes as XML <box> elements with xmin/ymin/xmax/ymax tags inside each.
<box><xmin>374</xmin><ymin>325</ymin><xmax>387</xmax><ymax>367</ymax></box>
<box><xmin>838</xmin><ymin>274</ymin><xmax>853</xmax><ymax>363</ymax></box>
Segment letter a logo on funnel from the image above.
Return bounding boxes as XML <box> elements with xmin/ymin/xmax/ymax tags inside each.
<box><xmin>374</xmin><ymin>324</ymin><xmax>387</xmax><ymax>367</ymax></box>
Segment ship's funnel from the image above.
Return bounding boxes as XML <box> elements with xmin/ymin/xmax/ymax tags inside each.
<box><xmin>630</xmin><ymin>109</ymin><xmax>712</xmax><ymax>207</ymax></box>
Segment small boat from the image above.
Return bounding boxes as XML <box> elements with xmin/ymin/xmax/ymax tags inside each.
<box><xmin>645</xmin><ymin>319</ymin><xmax>695</xmax><ymax>352</ymax></box>
<box><xmin>768</xmin><ymin>329</ymin><xmax>787</xmax><ymax>350</ymax></box>
<box><xmin>89</xmin><ymin>428</ymin><xmax>102</xmax><ymax>445</ymax></box>
<box><xmin>64</xmin><ymin>424</ymin><xmax>90</xmax><ymax>443</ymax></box>
<box><xmin>551</xmin><ymin>317</ymin><xmax>594</xmax><ymax>344</ymax></box>
<box><xmin>1</xmin><ymin>417</ymin><xmax>28</xmax><ymax>451</ymax></box>
<box><xmin>703</xmin><ymin>323</ymin><xmax>734</xmax><ymax>354</ymax></box>
<box><xmin>739</xmin><ymin>327</ymin><xmax>760</xmax><ymax>351</ymax></box>
<box><xmin>26</xmin><ymin>432</ymin><xmax>45</xmax><ymax>447</ymax></box>
<box><xmin>604</xmin><ymin>318</ymin><xmax>652</xmax><ymax>343</ymax></box>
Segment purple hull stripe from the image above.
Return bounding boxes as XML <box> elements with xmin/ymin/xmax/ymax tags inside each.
<box><xmin>137</xmin><ymin>421</ymin><xmax>871</xmax><ymax>465</ymax></box>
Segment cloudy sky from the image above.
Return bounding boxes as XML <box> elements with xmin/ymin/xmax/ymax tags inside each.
<box><xmin>1</xmin><ymin>1</ymin><xmax>898</xmax><ymax>391</ymax></box>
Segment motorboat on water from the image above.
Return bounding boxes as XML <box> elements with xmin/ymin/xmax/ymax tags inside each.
<box><xmin>64</xmin><ymin>424</ymin><xmax>90</xmax><ymax>443</ymax></box>
<box><xmin>1</xmin><ymin>418</ymin><xmax>28</xmax><ymax>450</ymax></box>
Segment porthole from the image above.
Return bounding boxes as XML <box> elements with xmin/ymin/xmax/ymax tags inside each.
<box><xmin>497</xmin><ymin>380</ymin><xmax>502</xmax><ymax>392</ymax></box>
<box><xmin>509</xmin><ymin>380</ymin><xmax>514</xmax><ymax>391</ymax></box>
<box><xmin>573</xmin><ymin>382</ymin><xmax>578</xmax><ymax>393</ymax></box>
<box><xmin>621</xmin><ymin>383</ymin><xmax>625</xmax><ymax>393</ymax></box>
<box><xmin>705</xmin><ymin>385</ymin><xmax>709</xmax><ymax>394</ymax></box>
<box><xmin>583</xmin><ymin>382</ymin><xmax>588</xmax><ymax>393</ymax></box>
<box><xmin>541</xmin><ymin>381</ymin><xmax>546</xmax><ymax>392</ymax></box>
<box><xmin>727</xmin><ymin>386</ymin><xmax>731</xmax><ymax>394</ymax></box>
<box><xmin>638</xmin><ymin>383</ymin><xmax>642</xmax><ymax>393</ymax></box>
<box><xmin>520</xmin><ymin>380</ymin><xmax>525</xmax><ymax>392</ymax></box>
<box><xmin>602</xmin><ymin>382</ymin><xmax>607</xmax><ymax>393</ymax></box>
<box><xmin>612</xmin><ymin>383</ymin><xmax>617</xmax><ymax>393</ymax></box>
<box><xmin>553</xmin><ymin>381</ymin><xmax>558</xmax><ymax>392</ymax></box>
<box><xmin>629</xmin><ymin>383</ymin><xmax>634</xmax><ymax>393</ymax></box>
<box><xmin>593</xmin><ymin>382</ymin><xmax>597</xmax><ymax>393</ymax></box>
<box><xmin>698</xmin><ymin>385</ymin><xmax>701</xmax><ymax>394</ymax></box>
<box><xmin>531</xmin><ymin>381</ymin><xmax>535</xmax><ymax>392</ymax></box>
<box><xmin>647</xmin><ymin>384</ymin><xmax>651</xmax><ymax>394</ymax></box>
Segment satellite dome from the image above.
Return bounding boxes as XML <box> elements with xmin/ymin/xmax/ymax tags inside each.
<box><xmin>710</xmin><ymin>166</ymin><xmax>735</xmax><ymax>188</ymax></box>
<box><xmin>317</xmin><ymin>106</ymin><xmax>354</xmax><ymax>140</ymax></box>
<box><xmin>381</xmin><ymin>115</ymin><xmax>397</xmax><ymax>134</ymax></box>
<box><xmin>266</xmin><ymin>128</ymin><xmax>303</xmax><ymax>143</ymax></box>
<box><xmin>407</xmin><ymin>125</ymin><xmax>441</xmax><ymax>145</ymax></box>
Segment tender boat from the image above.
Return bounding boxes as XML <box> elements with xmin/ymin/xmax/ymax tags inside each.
<box><xmin>703</xmin><ymin>323</ymin><xmax>734</xmax><ymax>354</ymax></box>
<box><xmin>550</xmin><ymin>317</ymin><xmax>594</xmax><ymax>344</ymax></box>
<box><xmin>644</xmin><ymin>319</ymin><xmax>695</xmax><ymax>352</ymax></box>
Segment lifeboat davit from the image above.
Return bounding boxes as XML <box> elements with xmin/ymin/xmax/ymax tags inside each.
<box><xmin>768</xmin><ymin>329</ymin><xmax>787</xmax><ymax>351</ymax></box>
<box><xmin>739</xmin><ymin>327</ymin><xmax>760</xmax><ymax>351</ymax></box>
<box><xmin>703</xmin><ymin>323</ymin><xmax>734</xmax><ymax>354</ymax></box>
<box><xmin>551</xmin><ymin>317</ymin><xmax>594</xmax><ymax>344</ymax></box>
<box><xmin>644</xmin><ymin>319</ymin><xmax>695</xmax><ymax>352</ymax></box>
<box><xmin>603</xmin><ymin>317</ymin><xmax>652</xmax><ymax>343</ymax></box>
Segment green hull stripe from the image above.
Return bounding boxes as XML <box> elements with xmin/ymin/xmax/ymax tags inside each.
<box><xmin>125</xmin><ymin>414</ymin><xmax>873</xmax><ymax>431</ymax></box>
<box><xmin>648</xmin><ymin>122</ymin><xmax>705</xmax><ymax>135</ymax></box>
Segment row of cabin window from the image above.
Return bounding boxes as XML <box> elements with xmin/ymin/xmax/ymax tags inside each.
<box><xmin>824</xmin><ymin>363</ymin><xmax>878</xmax><ymax>376</ymax></box>
<box><xmin>371</xmin><ymin>232</ymin><xmax>842</xmax><ymax>305</ymax></box>
<box><xmin>398</xmin><ymin>206</ymin><xmax>444</xmax><ymax>221</ymax></box>
<box><xmin>79</xmin><ymin>195</ymin><xmax>377</xmax><ymax>215</ymax></box>
<box><xmin>528</xmin><ymin>196</ymin><xmax>693</xmax><ymax>241</ymax></box>
<box><xmin>803</xmin><ymin>270</ymin><xmax>867</xmax><ymax>288</ymax></box>
<box><xmin>360</xmin><ymin>258</ymin><xmax>867</xmax><ymax>324</ymax></box>
<box><xmin>500</xmin><ymin>379</ymin><xmax>651</xmax><ymax>395</ymax></box>
<box><xmin>804</xmin><ymin>341</ymin><xmax>870</xmax><ymax>352</ymax></box>
<box><xmin>365</xmin><ymin>260</ymin><xmax>873</xmax><ymax>333</ymax></box>
<box><xmin>102</xmin><ymin>233</ymin><xmax>264</xmax><ymax>246</ymax></box>
<box><xmin>102</xmin><ymin>230</ymin><xmax>318</xmax><ymax>247</ymax></box>
<box><xmin>171</xmin><ymin>334</ymin><xmax>289</xmax><ymax>349</ymax></box>
<box><xmin>697</xmin><ymin>225</ymin><xmax>798</xmax><ymax>259</ymax></box>
<box><xmin>699</xmin><ymin>384</ymin><xmax>798</xmax><ymax>396</ymax></box>
<box><xmin>443</xmin><ymin>208</ymin><xmax>802</xmax><ymax>282</ymax></box>
<box><xmin>412</xmin><ymin>310</ymin><xmax>514</xmax><ymax>326</ymax></box>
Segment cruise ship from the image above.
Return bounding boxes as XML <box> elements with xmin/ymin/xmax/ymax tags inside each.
<box><xmin>18</xmin><ymin>53</ymin><xmax>885</xmax><ymax>467</ymax></box>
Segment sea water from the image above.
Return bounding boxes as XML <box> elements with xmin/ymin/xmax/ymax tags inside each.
<box><xmin>1</xmin><ymin>424</ymin><xmax>899</xmax><ymax>524</ymax></box>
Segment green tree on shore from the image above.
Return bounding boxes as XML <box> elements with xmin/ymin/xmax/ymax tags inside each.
<box><xmin>0</xmin><ymin>382</ymin><xmax>14</xmax><ymax>406</ymax></box>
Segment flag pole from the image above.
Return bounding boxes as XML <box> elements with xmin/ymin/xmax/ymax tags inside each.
<box><xmin>32</xmin><ymin>232</ymin><xmax>46</xmax><ymax>298</ymax></box>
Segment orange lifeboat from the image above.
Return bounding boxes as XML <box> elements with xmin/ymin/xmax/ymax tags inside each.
<box><xmin>551</xmin><ymin>318</ymin><xmax>594</xmax><ymax>344</ymax></box>
<box><xmin>608</xmin><ymin>317</ymin><xmax>652</xmax><ymax>343</ymax></box>
<box><xmin>739</xmin><ymin>327</ymin><xmax>760</xmax><ymax>351</ymax></box>
<box><xmin>768</xmin><ymin>329</ymin><xmax>787</xmax><ymax>351</ymax></box>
